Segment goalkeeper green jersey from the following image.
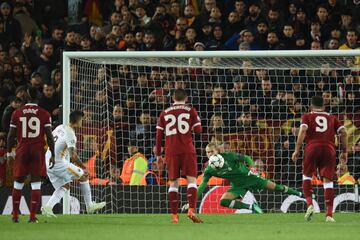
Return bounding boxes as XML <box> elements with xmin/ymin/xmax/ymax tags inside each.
<box><xmin>202</xmin><ymin>152</ymin><xmax>254</xmax><ymax>184</ymax></box>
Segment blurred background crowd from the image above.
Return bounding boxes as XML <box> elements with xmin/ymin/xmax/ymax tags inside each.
<box><xmin>0</xmin><ymin>0</ymin><xmax>359</xmax><ymax>187</ymax></box>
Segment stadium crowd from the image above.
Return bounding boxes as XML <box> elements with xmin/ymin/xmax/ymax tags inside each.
<box><xmin>0</xmin><ymin>0</ymin><xmax>359</xmax><ymax>187</ymax></box>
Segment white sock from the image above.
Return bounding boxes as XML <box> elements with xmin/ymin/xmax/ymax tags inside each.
<box><xmin>46</xmin><ymin>187</ymin><xmax>67</xmax><ymax>209</ymax></box>
<box><xmin>80</xmin><ymin>180</ymin><xmax>92</xmax><ymax>209</ymax></box>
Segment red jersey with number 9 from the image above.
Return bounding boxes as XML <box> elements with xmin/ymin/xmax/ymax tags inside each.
<box><xmin>156</xmin><ymin>103</ymin><xmax>202</xmax><ymax>156</ymax></box>
<box><xmin>301</xmin><ymin>111</ymin><xmax>344</xmax><ymax>150</ymax></box>
<box><xmin>10</xmin><ymin>103</ymin><xmax>52</xmax><ymax>147</ymax></box>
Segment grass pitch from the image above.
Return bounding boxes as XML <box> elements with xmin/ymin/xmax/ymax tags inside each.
<box><xmin>1</xmin><ymin>213</ymin><xmax>359</xmax><ymax>240</ymax></box>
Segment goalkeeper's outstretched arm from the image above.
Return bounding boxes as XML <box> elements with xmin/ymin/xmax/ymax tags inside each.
<box><xmin>197</xmin><ymin>172</ymin><xmax>211</xmax><ymax>200</ymax></box>
<box><xmin>241</xmin><ymin>154</ymin><xmax>255</xmax><ymax>167</ymax></box>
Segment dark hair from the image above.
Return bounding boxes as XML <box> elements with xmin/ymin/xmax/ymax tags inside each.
<box><xmin>173</xmin><ymin>88</ymin><xmax>187</xmax><ymax>101</ymax></box>
<box><xmin>27</xmin><ymin>86</ymin><xmax>38</xmax><ymax>101</ymax></box>
<box><xmin>69</xmin><ymin>110</ymin><xmax>84</xmax><ymax>124</ymax></box>
<box><xmin>311</xmin><ymin>96</ymin><xmax>324</xmax><ymax>107</ymax></box>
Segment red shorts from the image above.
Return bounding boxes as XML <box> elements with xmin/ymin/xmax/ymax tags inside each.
<box><xmin>303</xmin><ymin>144</ymin><xmax>336</xmax><ymax>180</ymax></box>
<box><xmin>13</xmin><ymin>144</ymin><xmax>46</xmax><ymax>178</ymax></box>
<box><xmin>166</xmin><ymin>153</ymin><xmax>197</xmax><ymax>180</ymax></box>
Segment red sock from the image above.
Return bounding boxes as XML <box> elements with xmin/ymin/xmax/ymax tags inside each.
<box><xmin>187</xmin><ymin>187</ymin><xmax>197</xmax><ymax>209</ymax></box>
<box><xmin>302</xmin><ymin>180</ymin><xmax>313</xmax><ymax>207</ymax></box>
<box><xmin>30</xmin><ymin>190</ymin><xmax>41</xmax><ymax>220</ymax></box>
<box><xmin>168</xmin><ymin>191</ymin><xmax>179</xmax><ymax>215</ymax></box>
<box><xmin>12</xmin><ymin>188</ymin><xmax>22</xmax><ymax>220</ymax></box>
<box><xmin>325</xmin><ymin>188</ymin><xmax>334</xmax><ymax>217</ymax></box>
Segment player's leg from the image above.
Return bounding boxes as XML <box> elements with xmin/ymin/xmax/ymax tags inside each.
<box><xmin>302</xmin><ymin>148</ymin><xmax>318</xmax><ymax>221</ymax></box>
<box><xmin>42</xmin><ymin>183</ymin><xmax>70</xmax><ymax>217</ymax></box>
<box><xmin>219</xmin><ymin>190</ymin><xmax>263</xmax><ymax>213</ymax></box>
<box><xmin>42</xmin><ymin>155</ymin><xmax>70</xmax><ymax>217</ymax></box>
<box><xmin>186</xmin><ymin>175</ymin><xmax>203</xmax><ymax>223</ymax></box>
<box><xmin>319</xmin><ymin>149</ymin><xmax>336</xmax><ymax>222</ymax></box>
<box><xmin>12</xmin><ymin>176</ymin><xmax>25</xmax><ymax>222</ymax></box>
<box><xmin>184</xmin><ymin>154</ymin><xmax>202</xmax><ymax>223</ymax></box>
<box><xmin>11</xmin><ymin>149</ymin><xmax>28</xmax><ymax>222</ymax></box>
<box><xmin>167</xmin><ymin>155</ymin><xmax>181</xmax><ymax>223</ymax></box>
<box><xmin>323</xmin><ymin>177</ymin><xmax>335</xmax><ymax>222</ymax></box>
<box><xmin>265</xmin><ymin>180</ymin><xmax>302</xmax><ymax>197</ymax></box>
<box><xmin>168</xmin><ymin>179</ymin><xmax>180</xmax><ymax>223</ymax></box>
<box><xmin>28</xmin><ymin>146</ymin><xmax>47</xmax><ymax>222</ymax></box>
<box><xmin>78</xmin><ymin>172</ymin><xmax>106</xmax><ymax>213</ymax></box>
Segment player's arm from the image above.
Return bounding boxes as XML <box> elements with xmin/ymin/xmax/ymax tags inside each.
<box><xmin>155</xmin><ymin>113</ymin><xmax>165</xmax><ymax>160</ymax></box>
<box><xmin>68</xmin><ymin>147</ymin><xmax>86</xmax><ymax>169</ymax></box>
<box><xmin>292</xmin><ymin>124</ymin><xmax>307</xmax><ymax>162</ymax></box>
<box><xmin>192</xmin><ymin>108</ymin><xmax>202</xmax><ymax>134</ymax></box>
<box><xmin>6</xmin><ymin>126</ymin><xmax>17</xmax><ymax>165</ymax></box>
<box><xmin>197</xmin><ymin>170</ymin><xmax>211</xmax><ymax>200</ymax></box>
<box><xmin>338</xmin><ymin>127</ymin><xmax>348</xmax><ymax>164</ymax></box>
<box><xmin>237</xmin><ymin>154</ymin><xmax>254</xmax><ymax>167</ymax></box>
<box><xmin>45</xmin><ymin>126</ymin><xmax>55</xmax><ymax>169</ymax></box>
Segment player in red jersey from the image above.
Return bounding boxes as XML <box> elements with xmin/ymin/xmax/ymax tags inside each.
<box><xmin>156</xmin><ymin>89</ymin><xmax>202</xmax><ymax>224</ymax></box>
<box><xmin>292</xmin><ymin>96</ymin><xmax>347</xmax><ymax>222</ymax></box>
<box><xmin>6</xmin><ymin>87</ymin><xmax>55</xmax><ymax>223</ymax></box>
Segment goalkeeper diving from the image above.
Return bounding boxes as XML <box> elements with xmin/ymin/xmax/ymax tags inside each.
<box><xmin>184</xmin><ymin>143</ymin><xmax>303</xmax><ymax>213</ymax></box>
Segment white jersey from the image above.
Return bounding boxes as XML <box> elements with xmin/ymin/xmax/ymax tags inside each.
<box><xmin>52</xmin><ymin>124</ymin><xmax>77</xmax><ymax>163</ymax></box>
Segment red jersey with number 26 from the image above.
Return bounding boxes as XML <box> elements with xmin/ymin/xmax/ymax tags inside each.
<box><xmin>10</xmin><ymin>103</ymin><xmax>52</xmax><ymax>147</ymax></box>
<box><xmin>156</xmin><ymin>103</ymin><xmax>202</xmax><ymax>156</ymax></box>
<box><xmin>301</xmin><ymin>112</ymin><xmax>344</xmax><ymax>150</ymax></box>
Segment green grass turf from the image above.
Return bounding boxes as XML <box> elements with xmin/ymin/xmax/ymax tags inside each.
<box><xmin>1</xmin><ymin>213</ymin><xmax>359</xmax><ymax>240</ymax></box>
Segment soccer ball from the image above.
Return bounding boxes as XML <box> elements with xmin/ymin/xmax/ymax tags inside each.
<box><xmin>208</xmin><ymin>154</ymin><xmax>225</xmax><ymax>170</ymax></box>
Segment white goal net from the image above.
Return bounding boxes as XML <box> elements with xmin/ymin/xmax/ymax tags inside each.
<box><xmin>62</xmin><ymin>50</ymin><xmax>360</xmax><ymax>214</ymax></box>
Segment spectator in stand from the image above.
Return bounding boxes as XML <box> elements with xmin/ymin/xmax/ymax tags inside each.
<box><xmin>251</xmin><ymin>78</ymin><xmax>276</xmax><ymax>119</ymax></box>
<box><xmin>208</xmin><ymin>113</ymin><xmax>228</xmax><ymax>144</ymax></box>
<box><xmin>325</xmin><ymin>38</ymin><xmax>339</xmax><ymax>49</ymax></box>
<box><xmin>266</xmin><ymin>31</ymin><xmax>282</xmax><ymax>50</ymax></box>
<box><xmin>135</xmin><ymin>4</ymin><xmax>151</xmax><ymax>27</ymax></box>
<box><xmin>267</xmin><ymin>8</ymin><xmax>283</xmax><ymax>34</ymax></box>
<box><xmin>310</xmin><ymin>40</ymin><xmax>322</xmax><ymax>50</ymax></box>
<box><xmin>235</xmin><ymin>112</ymin><xmax>257</xmax><ymax>132</ymax></box>
<box><xmin>339</xmin><ymin>29</ymin><xmax>359</xmax><ymax>50</ymax></box>
<box><xmin>13</xmin><ymin>2</ymin><xmax>39</xmax><ymax>38</ymax></box>
<box><xmin>22</xmin><ymin>35</ymin><xmax>57</xmax><ymax>77</ymax></box>
<box><xmin>130</xmin><ymin>111</ymin><xmax>155</xmax><ymax>156</ymax></box>
<box><xmin>234</xmin><ymin>0</ymin><xmax>247</xmax><ymax>24</ymax></box>
<box><xmin>0</xmin><ymin>2</ymin><xmax>22</xmax><ymax>47</ymax></box>
<box><xmin>340</xmin><ymin>9</ymin><xmax>354</xmax><ymax>37</ymax></box>
<box><xmin>64</xmin><ymin>30</ymin><xmax>79</xmax><ymax>51</ymax></box>
<box><xmin>244</xmin><ymin>2</ymin><xmax>262</xmax><ymax>33</ymax></box>
<box><xmin>120</xmin><ymin>141</ymin><xmax>148</xmax><ymax>185</ymax></box>
<box><xmin>38</xmin><ymin>83</ymin><xmax>60</xmax><ymax>125</ymax></box>
<box><xmin>102</xmin><ymin>11</ymin><xmax>122</xmax><ymax>35</ymax></box>
<box><xmin>1</xmin><ymin>97</ymin><xmax>22</xmax><ymax>133</ymax></box>
<box><xmin>281</xmin><ymin>24</ymin><xmax>296</xmax><ymax>49</ymax></box>
<box><xmin>316</xmin><ymin>5</ymin><xmax>332</xmax><ymax>41</ymax></box>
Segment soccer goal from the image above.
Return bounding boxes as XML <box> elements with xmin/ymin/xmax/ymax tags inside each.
<box><xmin>62</xmin><ymin>50</ymin><xmax>360</xmax><ymax>214</ymax></box>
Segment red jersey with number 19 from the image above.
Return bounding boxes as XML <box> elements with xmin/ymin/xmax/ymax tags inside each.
<box><xmin>156</xmin><ymin>103</ymin><xmax>202</xmax><ymax>157</ymax></box>
<box><xmin>10</xmin><ymin>103</ymin><xmax>52</xmax><ymax>147</ymax></box>
<box><xmin>301</xmin><ymin>112</ymin><xmax>344</xmax><ymax>150</ymax></box>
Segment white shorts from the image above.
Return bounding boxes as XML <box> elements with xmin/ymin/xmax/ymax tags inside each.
<box><xmin>45</xmin><ymin>151</ymin><xmax>84</xmax><ymax>189</ymax></box>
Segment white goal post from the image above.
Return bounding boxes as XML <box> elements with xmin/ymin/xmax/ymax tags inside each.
<box><xmin>62</xmin><ymin>50</ymin><xmax>360</xmax><ymax>214</ymax></box>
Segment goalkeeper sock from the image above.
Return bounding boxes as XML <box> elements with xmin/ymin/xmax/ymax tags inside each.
<box><xmin>168</xmin><ymin>187</ymin><xmax>179</xmax><ymax>214</ymax></box>
<box><xmin>187</xmin><ymin>183</ymin><xmax>197</xmax><ymax>209</ymax></box>
<box><xmin>46</xmin><ymin>187</ymin><xmax>67</xmax><ymax>208</ymax></box>
<box><xmin>275</xmin><ymin>184</ymin><xmax>302</xmax><ymax>197</ymax></box>
<box><xmin>324</xmin><ymin>182</ymin><xmax>334</xmax><ymax>217</ymax></box>
<box><xmin>220</xmin><ymin>199</ymin><xmax>250</xmax><ymax>210</ymax></box>
<box><xmin>302</xmin><ymin>178</ymin><xmax>313</xmax><ymax>207</ymax></box>
<box><xmin>80</xmin><ymin>180</ymin><xmax>92</xmax><ymax>209</ymax></box>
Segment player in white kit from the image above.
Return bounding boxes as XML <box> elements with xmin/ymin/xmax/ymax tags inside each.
<box><xmin>41</xmin><ymin>110</ymin><xmax>105</xmax><ymax>217</ymax></box>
